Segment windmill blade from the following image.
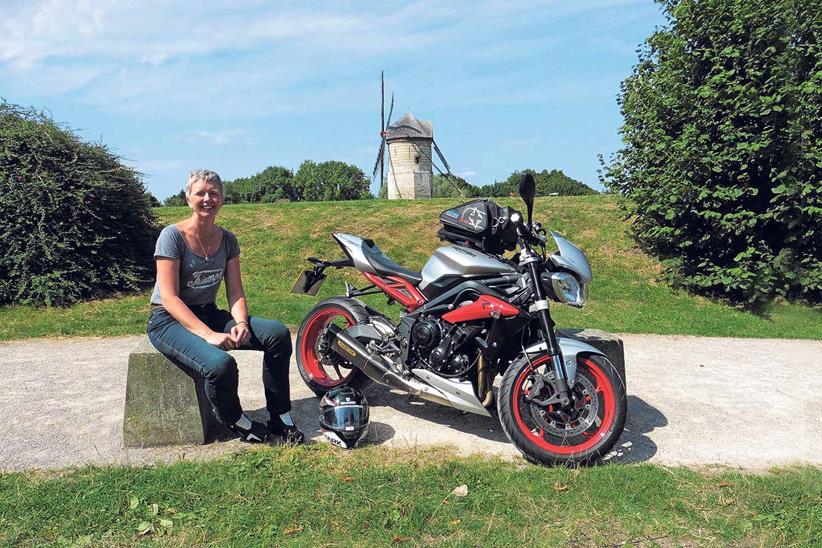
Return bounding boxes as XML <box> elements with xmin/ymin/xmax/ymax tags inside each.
<box><xmin>371</xmin><ymin>141</ymin><xmax>385</xmax><ymax>180</ymax></box>
<box><xmin>433</xmin><ymin>140</ymin><xmax>451</xmax><ymax>172</ymax></box>
<box><xmin>380</xmin><ymin>70</ymin><xmax>385</xmax><ymax>133</ymax></box>
<box><xmin>408</xmin><ymin>139</ymin><xmax>465</xmax><ymax>199</ymax></box>
<box><xmin>376</xmin><ymin>72</ymin><xmax>395</xmax><ymax>193</ymax></box>
<box><xmin>385</xmin><ymin>93</ymin><xmax>394</xmax><ymax>132</ymax></box>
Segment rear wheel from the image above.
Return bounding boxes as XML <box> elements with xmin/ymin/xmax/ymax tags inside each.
<box><xmin>296</xmin><ymin>297</ymin><xmax>373</xmax><ymax>397</ymax></box>
<box><xmin>497</xmin><ymin>354</ymin><xmax>626</xmax><ymax>466</ymax></box>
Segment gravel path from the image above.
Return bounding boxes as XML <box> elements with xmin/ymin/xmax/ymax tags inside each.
<box><xmin>1</xmin><ymin>333</ymin><xmax>820</xmax><ymax>471</ymax></box>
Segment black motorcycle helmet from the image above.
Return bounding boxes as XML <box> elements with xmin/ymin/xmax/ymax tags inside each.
<box><xmin>318</xmin><ymin>386</ymin><xmax>370</xmax><ymax>449</ymax></box>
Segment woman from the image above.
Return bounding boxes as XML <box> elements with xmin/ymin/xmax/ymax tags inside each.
<box><xmin>147</xmin><ymin>169</ymin><xmax>304</xmax><ymax>444</ymax></box>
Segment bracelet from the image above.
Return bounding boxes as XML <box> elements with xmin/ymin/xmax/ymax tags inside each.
<box><xmin>236</xmin><ymin>321</ymin><xmax>248</xmax><ymax>327</ymax></box>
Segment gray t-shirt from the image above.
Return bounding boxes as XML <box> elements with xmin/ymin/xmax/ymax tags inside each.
<box><xmin>150</xmin><ymin>225</ymin><xmax>240</xmax><ymax>306</ymax></box>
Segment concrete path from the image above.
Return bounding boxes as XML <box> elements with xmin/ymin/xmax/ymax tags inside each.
<box><xmin>1</xmin><ymin>334</ymin><xmax>820</xmax><ymax>471</ymax></box>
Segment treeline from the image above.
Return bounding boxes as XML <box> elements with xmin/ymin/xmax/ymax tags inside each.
<box><xmin>432</xmin><ymin>169</ymin><xmax>598</xmax><ymax>198</ymax></box>
<box><xmin>161</xmin><ymin>165</ymin><xmax>596</xmax><ymax>205</ymax></box>
<box><xmin>163</xmin><ymin>160</ymin><xmax>371</xmax><ymax>206</ymax></box>
<box><xmin>375</xmin><ymin>169</ymin><xmax>598</xmax><ymax>199</ymax></box>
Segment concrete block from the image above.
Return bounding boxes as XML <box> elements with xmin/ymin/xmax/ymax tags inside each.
<box><xmin>559</xmin><ymin>328</ymin><xmax>626</xmax><ymax>390</ymax></box>
<box><xmin>123</xmin><ymin>337</ymin><xmax>219</xmax><ymax>447</ymax></box>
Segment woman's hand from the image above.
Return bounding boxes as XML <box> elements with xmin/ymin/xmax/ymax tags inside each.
<box><xmin>231</xmin><ymin>322</ymin><xmax>251</xmax><ymax>347</ymax></box>
<box><xmin>204</xmin><ymin>331</ymin><xmax>237</xmax><ymax>350</ymax></box>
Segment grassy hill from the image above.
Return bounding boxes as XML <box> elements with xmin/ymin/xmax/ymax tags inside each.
<box><xmin>0</xmin><ymin>196</ymin><xmax>819</xmax><ymax>340</ymax></box>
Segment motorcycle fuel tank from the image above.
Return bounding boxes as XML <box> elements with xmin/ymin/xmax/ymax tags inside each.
<box><xmin>419</xmin><ymin>245</ymin><xmax>516</xmax><ymax>294</ymax></box>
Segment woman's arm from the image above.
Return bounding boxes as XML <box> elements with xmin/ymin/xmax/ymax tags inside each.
<box><xmin>157</xmin><ymin>258</ymin><xmax>234</xmax><ymax>348</ymax></box>
<box><xmin>225</xmin><ymin>256</ymin><xmax>248</xmax><ymax>322</ymax></box>
<box><xmin>225</xmin><ymin>256</ymin><xmax>251</xmax><ymax>345</ymax></box>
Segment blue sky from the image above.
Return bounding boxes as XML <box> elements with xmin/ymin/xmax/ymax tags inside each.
<box><xmin>1</xmin><ymin>1</ymin><xmax>666</xmax><ymax>199</ymax></box>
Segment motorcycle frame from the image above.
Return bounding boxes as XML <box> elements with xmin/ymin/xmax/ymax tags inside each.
<box><xmin>314</xmin><ymin>239</ymin><xmax>576</xmax><ymax>393</ymax></box>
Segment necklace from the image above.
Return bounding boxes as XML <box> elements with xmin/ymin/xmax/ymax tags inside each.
<box><xmin>194</xmin><ymin>230</ymin><xmax>211</xmax><ymax>262</ymax></box>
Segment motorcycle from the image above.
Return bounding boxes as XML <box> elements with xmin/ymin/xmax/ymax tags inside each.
<box><xmin>292</xmin><ymin>174</ymin><xmax>627</xmax><ymax>465</ymax></box>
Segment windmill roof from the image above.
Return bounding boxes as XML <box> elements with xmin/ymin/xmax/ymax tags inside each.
<box><xmin>385</xmin><ymin>112</ymin><xmax>433</xmax><ymax>141</ymax></box>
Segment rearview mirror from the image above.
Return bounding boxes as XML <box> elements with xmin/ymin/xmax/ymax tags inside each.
<box><xmin>518</xmin><ymin>173</ymin><xmax>535</xmax><ymax>226</ymax></box>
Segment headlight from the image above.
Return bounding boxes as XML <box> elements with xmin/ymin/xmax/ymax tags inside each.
<box><xmin>549</xmin><ymin>272</ymin><xmax>587</xmax><ymax>308</ymax></box>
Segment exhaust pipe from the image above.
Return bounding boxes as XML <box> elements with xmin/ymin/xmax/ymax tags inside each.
<box><xmin>326</xmin><ymin>324</ymin><xmax>453</xmax><ymax>408</ymax></box>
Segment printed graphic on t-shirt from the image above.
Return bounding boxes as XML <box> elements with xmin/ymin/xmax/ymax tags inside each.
<box><xmin>187</xmin><ymin>269</ymin><xmax>223</xmax><ymax>290</ymax></box>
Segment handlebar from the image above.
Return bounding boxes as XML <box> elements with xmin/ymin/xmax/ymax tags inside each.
<box><xmin>511</xmin><ymin>214</ymin><xmax>546</xmax><ymax>250</ymax></box>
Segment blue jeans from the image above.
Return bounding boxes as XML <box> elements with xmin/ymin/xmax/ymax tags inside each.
<box><xmin>147</xmin><ymin>304</ymin><xmax>292</xmax><ymax>426</ymax></box>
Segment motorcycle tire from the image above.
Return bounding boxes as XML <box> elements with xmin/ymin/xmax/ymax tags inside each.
<box><xmin>296</xmin><ymin>297</ymin><xmax>373</xmax><ymax>397</ymax></box>
<box><xmin>497</xmin><ymin>353</ymin><xmax>627</xmax><ymax>466</ymax></box>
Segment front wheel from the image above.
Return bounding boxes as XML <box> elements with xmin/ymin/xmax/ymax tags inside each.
<box><xmin>296</xmin><ymin>297</ymin><xmax>373</xmax><ymax>397</ymax></box>
<box><xmin>497</xmin><ymin>354</ymin><xmax>627</xmax><ymax>466</ymax></box>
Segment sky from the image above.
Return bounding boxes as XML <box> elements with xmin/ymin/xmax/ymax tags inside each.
<box><xmin>1</xmin><ymin>0</ymin><xmax>667</xmax><ymax>200</ymax></box>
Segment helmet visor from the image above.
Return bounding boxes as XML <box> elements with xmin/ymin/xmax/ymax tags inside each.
<box><xmin>321</xmin><ymin>405</ymin><xmax>369</xmax><ymax>431</ymax></box>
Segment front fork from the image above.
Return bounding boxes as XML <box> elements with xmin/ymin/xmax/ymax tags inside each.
<box><xmin>525</xmin><ymin>259</ymin><xmax>573</xmax><ymax>407</ymax></box>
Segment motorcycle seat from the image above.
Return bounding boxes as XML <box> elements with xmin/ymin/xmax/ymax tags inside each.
<box><xmin>361</xmin><ymin>238</ymin><xmax>423</xmax><ymax>285</ymax></box>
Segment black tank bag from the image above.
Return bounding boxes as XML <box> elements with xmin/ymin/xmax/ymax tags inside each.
<box><xmin>437</xmin><ymin>199</ymin><xmax>518</xmax><ymax>255</ymax></box>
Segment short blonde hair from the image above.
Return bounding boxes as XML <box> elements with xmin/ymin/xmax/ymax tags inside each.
<box><xmin>186</xmin><ymin>169</ymin><xmax>224</xmax><ymax>197</ymax></box>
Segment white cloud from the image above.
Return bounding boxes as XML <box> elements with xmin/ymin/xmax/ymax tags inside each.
<box><xmin>139</xmin><ymin>52</ymin><xmax>169</xmax><ymax>67</ymax></box>
<box><xmin>191</xmin><ymin>129</ymin><xmax>246</xmax><ymax>145</ymax></box>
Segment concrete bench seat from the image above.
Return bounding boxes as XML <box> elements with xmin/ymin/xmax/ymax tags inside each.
<box><xmin>123</xmin><ymin>337</ymin><xmax>222</xmax><ymax>447</ymax></box>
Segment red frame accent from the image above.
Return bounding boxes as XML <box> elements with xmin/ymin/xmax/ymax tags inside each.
<box><xmin>511</xmin><ymin>356</ymin><xmax>616</xmax><ymax>455</ymax></box>
<box><xmin>362</xmin><ymin>272</ymin><xmax>426</xmax><ymax>311</ymax></box>
<box><xmin>441</xmin><ymin>295</ymin><xmax>520</xmax><ymax>324</ymax></box>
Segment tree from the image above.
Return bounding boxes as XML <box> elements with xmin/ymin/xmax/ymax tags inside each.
<box><xmin>432</xmin><ymin>174</ymin><xmax>477</xmax><ymax>198</ymax></box>
<box><xmin>293</xmin><ymin>160</ymin><xmax>371</xmax><ymax>201</ymax></box>
<box><xmin>144</xmin><ymin>191</ymin><xmax>162</xmax><ymax>207</ymax></box>
<box><xmin>163</xmin><ymin>189</ymin><xmax>186</xmax><ymax>207</ymax></box>
<box><xmin>602</xmin><ymin>0</ymin><xmax>821</xmax><ymax>307</ymax></box>
<box><xmin>475</xmin><ymin>179</ymin><xmax>512</xmax><ymax>197</ymax></box>
<box><xmin>224</xmin><ymin>165</ymin><xmax>296</xmax><ymax>203</ymax></box>
<box><xmin>0</xmin><ymin>102</ymin><xmax>158</xmax><ymax>306</ymax></box>
<box><xmin>474</xmin><ymin>170</ymin><xmax>597</xmax><ymax>197</ymax></box>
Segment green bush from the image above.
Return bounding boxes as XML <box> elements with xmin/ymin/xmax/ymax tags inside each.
<box><xmin>293</xmin><ymin>160</ymin><xmax>371</xmax><ymax>201</ymax></box>
<box><xmin>429</xmin><ymin>170</ymin><xmax>597</xmax><ymax>199</ymax></box>
<box><xmin>163</xmin><ymin>189</ymin><xmax>186</xmax><ymax>207</ymax></box>
<box><xmin>224</xmin><ymin>165</ymin><xmax>296</xmax><ymax>203</ymax></box>
<box><xmin>432</xmin><ymin>174</ymin><xmax>475</xmax><ymax>198</ymax></box>
<box><xmin>0</xmin><ymin>103</ymin><xmax>158</xmax><ymax>306</ymax></box>
<box><xmin>603</xmin><ymin>0</ymin><xmax>821</xmax><ymax>307</ymax></box>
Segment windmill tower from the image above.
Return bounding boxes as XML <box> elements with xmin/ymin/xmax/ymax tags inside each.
<box><xmin>385</xmin><ymin>112</ymin><xmax>433</xmax><ymax>199</ymax></box>
<box><xmin>372</xmin><ymin>72</ymin><xmax>458</xmax><ymax>200</ymax></box>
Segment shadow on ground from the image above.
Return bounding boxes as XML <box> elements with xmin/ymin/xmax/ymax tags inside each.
<box><xmin>203</xmin><ymin>390</ymin><xmax>666</xmax><ymax>465</ymax></box>
<box><xmin>605</xmin><ymin>395</ymin><xmax>666</xmax><ymax>463</ymax></box>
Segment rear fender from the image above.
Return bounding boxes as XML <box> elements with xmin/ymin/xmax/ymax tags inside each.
<box><xmin>523</xmin><ymin>337</ymin><xmax>606</xmax><ymax>386</ymax></box>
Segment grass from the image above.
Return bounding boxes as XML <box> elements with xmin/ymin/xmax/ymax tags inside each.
<box><xmin>1</xmin><ymin>196</ymin><xmax>819</xmax><ymax>340</ymax></box>
<box><xmin>0</xmin><ymin>446</ymin><xmax>819</xmax><ymax>546</ymax></box>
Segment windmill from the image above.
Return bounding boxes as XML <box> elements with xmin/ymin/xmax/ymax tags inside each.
<box><xmin>370</xmin><ymin>71</ymin><xmax>465</xmax><ymax>199</ymax></box>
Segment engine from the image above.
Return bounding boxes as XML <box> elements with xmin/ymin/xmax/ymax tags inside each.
<box><xmin>410</xmin><ymin>316</ymin><xmax>479</xmax><ymax>377</ymax></box>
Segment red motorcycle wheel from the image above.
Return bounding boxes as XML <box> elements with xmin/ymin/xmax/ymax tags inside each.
<box><xmin>296</xmin><ymin>297</ymin><xmax>372</xmax><ymax>397</ymax></box>
<box><xmin>498</xmin><ymin>354</ymin><xmax>627</xmax><ymax>466</ymax></box>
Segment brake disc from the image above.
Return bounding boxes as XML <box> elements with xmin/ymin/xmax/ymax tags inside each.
<box><xmin>530</xmin><ymin>373</ymin><xmax>599</xmax><ymax>437</ymax></box>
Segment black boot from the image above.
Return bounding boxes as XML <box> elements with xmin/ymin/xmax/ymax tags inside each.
<box><xmin>229</xmin><ymin>415</ymin><xmax>270</xmax><ymax>443</ymax></box>
<box><xmin>269</xmin><ymin>416</ymin><xmax>306</xmax><ymax>444</ymax></box>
